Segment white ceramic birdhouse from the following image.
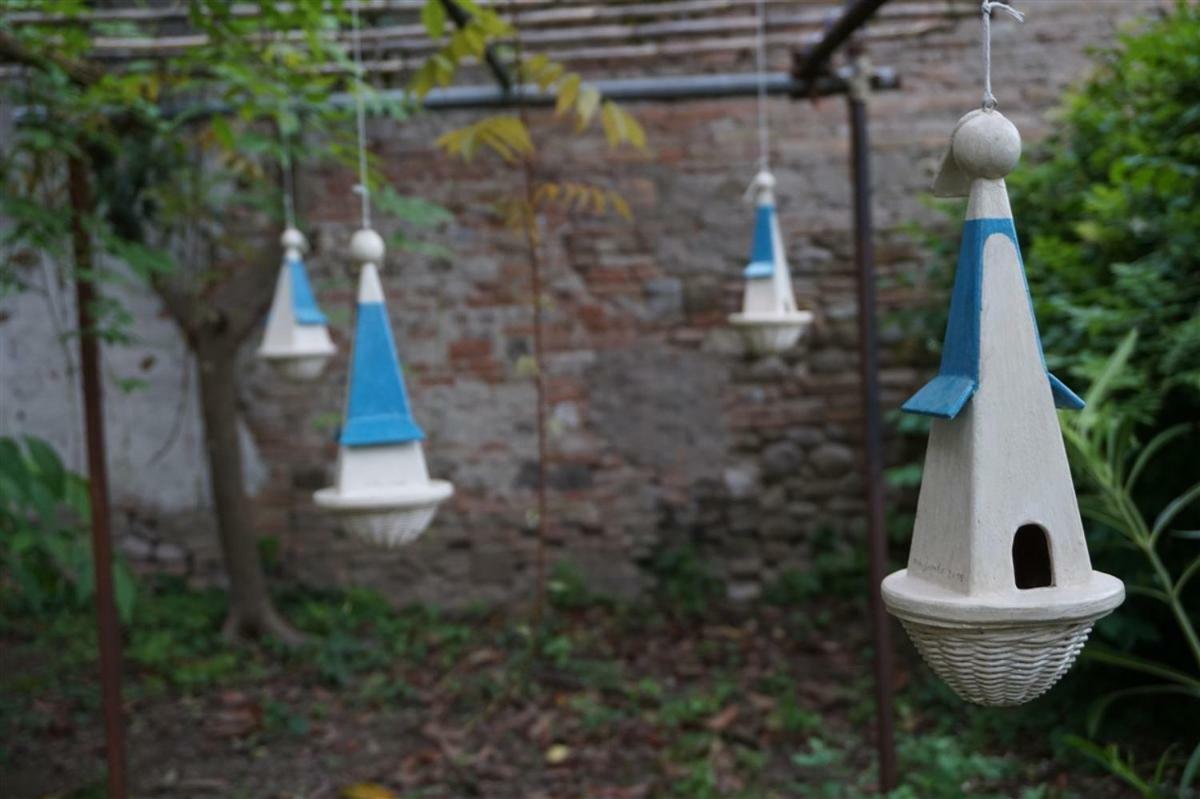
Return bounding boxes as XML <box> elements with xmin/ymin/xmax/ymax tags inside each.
<box><xmin>881</xmin><ymin>110</ymin><xmax>1124</xmax><ymax>706</ymax></box>
<box><xmin>257</xmin><ymin>228</ymin><xmax>336</xmax><ymax>381</ymax></box>
<box><xmin>313</xmin><ymin>229</ymin><xmax>454</xmax><ymax>547</ymax></box>
<box><xmin>728</xmin><ymin>170</ymin><xmax>814</xmax><ymax>354</ymax></box>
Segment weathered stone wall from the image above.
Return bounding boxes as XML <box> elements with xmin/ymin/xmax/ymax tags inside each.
<box><xmin>0</xmin><ymin>1</ymin><xmax>1165</xmax><ymax>606</ymax></box>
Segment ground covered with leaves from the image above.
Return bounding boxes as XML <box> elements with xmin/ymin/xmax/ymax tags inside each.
<box><xmin>0</xmin><ymin>569</ymin><xmax>1152</xmax><ymax>799</ymax></box>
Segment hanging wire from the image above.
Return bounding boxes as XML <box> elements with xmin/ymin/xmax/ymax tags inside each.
<box><xmin>753</xmin><ymin>0</ymin><xmax>770</xmax><ymax>172</ymax></box>
<box><xmin>281</xmin><ymin>127</ymin><xmax>297</xmax><ymax>230</ymax></box>
<box><xmin>980</xmin><ymin>1</ymin><xmax>1025</xmax><ymax>111</ymax></box>
<box><xmin>350</xmin><ymin>1</ymin><xmax>372</xmax><ymax>229</ymax></box>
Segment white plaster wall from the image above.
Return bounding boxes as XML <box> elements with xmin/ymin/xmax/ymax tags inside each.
<box><xmin>0</xmin><ymin>257</ymin><xmax>268</xmax><ymax>517</ymax></box>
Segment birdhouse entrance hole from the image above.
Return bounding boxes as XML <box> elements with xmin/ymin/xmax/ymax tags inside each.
<box><xmin>1012</xmin><ymin>524</ymin><xmax>1053</xmax><ymax>589</ymax></box>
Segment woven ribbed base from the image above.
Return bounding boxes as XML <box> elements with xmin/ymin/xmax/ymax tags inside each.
<box><xmin>900</xmin><ymin>618</ymin><xmax>1094</xmax><ymax>706</ymax></box>
<box><xmin>729</xmin><ymin>312</ymin><xmax>812</xmax><ymax>354</ymax></box>
<box><xmin>342</xmin><ymin>505</ymin><xmax>440</xmax><ymax>548</ymax></box>
<box><xmin>265</xmin><ymin>353</ymin><xmax>330</xmax><ymax>382</ymax></box>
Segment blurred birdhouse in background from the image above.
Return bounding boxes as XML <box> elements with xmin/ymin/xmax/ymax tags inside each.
<box><xmin>257</xmin><ymin>228</ymin><xmax>336</xmax><ymax>381</ymax></box>
<box><xmin>728</xmin><ymin>170</ymin><xmax>814</xmax><ymax>354</ymax></box>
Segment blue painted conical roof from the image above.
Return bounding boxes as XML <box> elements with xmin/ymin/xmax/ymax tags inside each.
<box><xmin>901</xmin><ymin>218</ymin><xmax>1084</xmax><ymax>419</ymax></box>
<box><xmin>339</xmin><ymin>266</ymin><xmax>425</xmax><ymax>447</ymax></box>
<box><xmin>743</xmin><ymin>203</ymin><xmax>776</xmax><ymax>279</ymax></box>
<box><xmin>288</xmin><ymin>257</ymin><xmax>328</xmax><ymax>325</ymax></box>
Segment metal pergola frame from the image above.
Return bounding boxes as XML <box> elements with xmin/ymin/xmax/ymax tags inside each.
<box><xmin>3</xmin><ymin>0</ymin><xmax>905</xmax><ymax>793</ymax></box>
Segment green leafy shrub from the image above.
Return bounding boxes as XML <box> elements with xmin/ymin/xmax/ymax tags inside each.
<box><xmin>0</xmin><ymin>436</ymin><xmax>135</xmax><ymax>621</ymax></box>
<box><xmin>648</xmin><ymin>545</ymin><xmax>723</xmax><ymax>615</ymax></box>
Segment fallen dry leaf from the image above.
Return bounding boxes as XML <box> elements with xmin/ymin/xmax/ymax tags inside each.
<box><xmin>341</xmin><ymin>782</ymin><xmax>398</xmax><ymax>799</ymax></box>
<box><xmin>544</xmin><ymin>743</ymin><xmax>571</xmax><ymax>765</ymax></box>
<box><xmin>705</xmin><ymin>704</ymin><xmax>740</xmax><ymax>732</ymax></box>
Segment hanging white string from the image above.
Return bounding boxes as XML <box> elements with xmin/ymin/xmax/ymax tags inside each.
<box><xmin>350</xmin><ymin>1</ymin><xmax>372</xmax><ymax>229</ymax></box>
<box><xmin>281</xmin><ymin>131</ymin><xmax>296</xmax><ymax>230</ymax></box>
<box><xmin>981</xmin><ymin>0</ymin><xmax>1024</xmax><ymax>111</ymax></box>
<box><xmin>753</xmin><ymin>0</ymin><xmax>770</xmax><ymax>172</ymax></box>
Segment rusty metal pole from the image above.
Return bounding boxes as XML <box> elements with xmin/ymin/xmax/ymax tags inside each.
<box><xmin>67</xmin><ymin>154</ymin><xmax>129</xmax><ymax>799</ymax></box>
<box><xmin>846</xmin><ymin>58</ymin><xmax>898</xmax><ymax>793</ymax></box>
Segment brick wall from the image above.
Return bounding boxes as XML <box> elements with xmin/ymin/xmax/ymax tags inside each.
<box><xmin>0</xmin><ymin>0</ymin><xmax>1165</xmax><ymax>607</ymax></box>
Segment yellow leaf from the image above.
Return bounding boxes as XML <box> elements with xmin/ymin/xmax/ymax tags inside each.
<box><xmin>617</xmin><ymin>105</ymin><xmax>647</xmax><ymax>149</ymax></box>
<box><xmin>515</xmin><ymin>354</ymin><xmax>539</xmax><ymax>377</ymax></box>
<box><xmin>609</xmin><ymin>191</ymin><xmax>632</xmax><ymax>221</ymax></box>
<box><xmin>600</xmin><ymin>101</ymin><xmax>621</xmax><ymax>148</ymax></box>
<box><xmin>545</xmin><ymin>743</ymin><xmax>571</xmax><ymax>764</ymax></box>
<box><xmin>341</xmin><ymin>783</ymin><xmax>397</xmax><ymax>799</ymax></box>
<box><xmin>555</xmin><ymin>73</ymin><xmax>580</xmax><ymax>117</ymax></box>
<box><xmin>576</xmin><ymin>87</ymin><xmax>600</xmax><ymax>130</ymax></box>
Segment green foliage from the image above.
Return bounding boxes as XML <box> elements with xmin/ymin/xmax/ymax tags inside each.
<box><xmin>1063</xmin><ymin>331</ymin><xmax>1200</xmax><ymax>690</ymax></box>
<box><xmin>1009</xmin><ymin>5</ymin><xmax>1200</xmax><ymax>420</ymax></box>
<box><xmin>1065</xmin><ymin>736</ymin><xmax>1199</xmax><ymax>799</ymax></box>
<box><xmin>0</xmin><ymin>0</ymin><xmax>452</xmax><ymax>344</ymax></box>
<box><xmin>648</xmin><ymin>545</ymin><xmax>723</xmax><ymax>616</ymax></box>
<box><xmin>789</xmin><ymin>733</ymin><xmax>1037</xmax><ymax>799</ymax></box>
<box><xmin>1058</xmin><ymin>333</ymin><xmax>1200</xmax><ymax>796</ymax></box>
<box><xmin>764</xmin><ymin>528</ymin><xmax>871</xmax><ymax>606</ymax></box>
<box><xmin>415</xmin><ymin>8</ymin><xmax>645</xmax><ymax>233</ymax></box>
<box><xmin>0</xmin><ymin>436</ymin><xmax>135</xmax><ymax>622</ymax></box>
<box><xmin>124</xmin><ymin>581</ymin><xmax>245</xmax><ymax>691</ymax></box>
<box><xmin>546</xmin><ymin>561</ymin><xmax>604</xmax><ymax>611</ymax></box>
<box><xmin>891</xmin><ymin>735</ymin><xmax>1015</xmax><ymax>799</ymax></box>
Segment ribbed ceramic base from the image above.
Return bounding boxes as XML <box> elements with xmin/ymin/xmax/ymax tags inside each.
<box><xmin>341</xmin><ymin>505</ymin><xmax>441</xmax><ymax>548</ymax></box>
<box><xmin>262</xmin><ymin>353</ymin><xmax>331</xmax><ymax>382</ymax></box>
<box><xmin>729</xmin><ymin>311</ymin><xmax>813</xmax><ymax>354</ymax></box>
<box><xmin>899</xmin><ymin>617</ymin><xmax>1096</xmax><ymax>706</ymax></box>
<box><xmin>314</xmin><ymin>480</ymin><xmax>453</xmax><ymax>549</ymax></box>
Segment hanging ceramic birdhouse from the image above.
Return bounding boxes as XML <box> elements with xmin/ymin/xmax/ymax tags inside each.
<box><xmin>881</xmin><ymin>109</ymin><xmax>1124</xmax><ymax>706</ymax></box>
<box><xmin>314</xmin><ymin>229</ymin><xmax>454</xmax><ymax>547</ymax></box>
<box><xmin>257</xmin><ymin>228</ymin><xmax>336</xmax><ymax>381</ymax></box>
<box><xmin>728</xmin><ymin>170</ymin><xmax>814</xmax><ymax>354</ymax></box>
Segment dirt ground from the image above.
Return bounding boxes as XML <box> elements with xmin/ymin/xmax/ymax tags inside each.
<box><xmin>1</xmin><ymin>591</ymin><xmax>1132</xmax><ymax>799</ymax></box>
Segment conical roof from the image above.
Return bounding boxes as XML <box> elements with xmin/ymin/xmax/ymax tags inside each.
<box><xmin>901</xmin><ymin>217</ymin><xmax>1084</xmax><ymax>419</ymax></box>
<box><xmin>743</xmin><ymin>203</ymin><xmax>776</xmax><ymax>279</ymax></box>
<box><xmin>288</xmin><ymin>257</ymin><xmax>328</xmax><ymax>325</ymax></box>
<box><xmin>340</xmin><ymin>264</ymin><xmax>425</xmax><ymax>446</ymax></box>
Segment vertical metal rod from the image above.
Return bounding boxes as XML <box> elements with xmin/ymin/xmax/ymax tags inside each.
<box><xmin>847</xmin><ymin>84</ymin><xmax>898</xmax><ymax>793</ymax></box>
<box><xmin>507</xmin><ymin>0</ymin><xmax>550</xmax><ymax>630</ymax></box>
<box><xmin>68</xmin><ymin>155</ymin><xmax>129</xmax><ymax>799</ymax></box>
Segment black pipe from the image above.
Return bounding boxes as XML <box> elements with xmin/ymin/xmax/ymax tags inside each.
<box><xmin>848</xmin><ymin>81</ymin><xmax>898</xmax><ymax>793</ymax></box>
<box><xmin>406</xmin><ymin>67</ymin><xmax>898</xmax><ymax>109</ymax></box>
<box><xmin>12</xmin><ymin>68</ymin><xmax>899</xmax><ymax>123</ymax></box>
<box><xmin>793</xmin><ymin>0</ymin><xmax>891</xmax><ymax>86</ymax></box>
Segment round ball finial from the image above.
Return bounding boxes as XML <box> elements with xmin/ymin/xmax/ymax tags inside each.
<box><xmin>350</xmin><ymin>228</ymin><xmax>386</xmax><ymax>265</ymax></box>
<box><xmin>952</xmin><ymin>110</ymin><xmax>1021</xmax><ymax>180</ymax></box>
<box><xmin>753</xmin><ymin>169</ymin><xmax>776</xmax><ymax>190</ymax></box>
<box><xmin>281</xmin><ymin>227</ymin><xmax>308</xmax><ymax>253</ymax></box>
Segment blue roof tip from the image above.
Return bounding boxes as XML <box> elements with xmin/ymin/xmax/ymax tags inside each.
<box><xmin>288</xmin><ymin>258</ymin><xmax>328</xmax><ymax>325</ymax></box>
<box><xmin>340</xmin><ymin>301</ymin><xmax>426</xmax><ymax>447</ymax></box>
<box><xmin>744</xmin><ymin>203</ymin><xmax>776</xmax><ymax>279</ymax></box>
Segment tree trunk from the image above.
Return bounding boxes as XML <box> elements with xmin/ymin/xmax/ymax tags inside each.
<box><xmin>194</xmin><ymin>337</ymin><xmax>303</xmax><ymax>644</ymax></box>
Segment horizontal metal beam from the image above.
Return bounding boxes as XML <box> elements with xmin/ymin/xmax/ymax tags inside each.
<box><xmin>11</xmin><ymin>67</ymin><xmax>899</xmax><ymax>122</ymax></box>
<box><xmin>391</xmin><ymin>66</ymin><xmax>899</xmax><ymax>109</ymax></box>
